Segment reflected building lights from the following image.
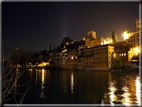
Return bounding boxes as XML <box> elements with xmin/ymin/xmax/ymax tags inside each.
<box><xmin>40</xmin><ymin>69</ymin><xmax>45</xmax><ymax>98</ymax></box>
<box><xmin>71</xmin><ymin>72</ymin><xmax>74</xmax><ymax>94</ymax></box>
<box><xmin>36</xmin><ymin>69</ymin><xmax>38</xmax><ymax>84</ymax></box>
<box><xmin>42</xmin><ymin>69</ymin><xmax>44</xmax><ymax>88</ymax></box>
<box><xmin>121</xmin><ymin>82</ymin><xmax>132</xmax><ymax>106</ymax></box>
<box><xmin>29</xmin><ymin>69</ymin><xmax>32</xmax><ymax>71</ymax></box>
<box><xmin>135</xmin><ymin>76</ymin><xmax>141</xmax><ymax>105</ymax></box>
<box><xmin>108</xmin><ymin>82</ymin><xmax>117</xmax><ymax>105</ymax></box>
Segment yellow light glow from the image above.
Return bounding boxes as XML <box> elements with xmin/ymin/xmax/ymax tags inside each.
<box><xmin>123</xmin><ymin>32</ymin><xmax>129</xmax><ymax>40</ymax></box>
<box><xmin>135</xmin><ymin>76</ymin><xmax>141</xmax><ymax>105</ymax></box>
<box><xmin>71</xmin><ymin>72</ymin><xmax>74</xmax><ymax>94</ymax></box>
<box><xmin>108</xmin><ymin>82</ymin><xmax>117</xmax><ymax>105</ymax></box>
<box><xmin>110</xmin><ymin>39</ymin><xmax>112</xmax><ymax>43</ymax></box>
<box><xmin>135</xmin><ymin>47</ymin><xmax>140</xmax><ymax>55</ymax></box>
<box><xmin>135</xmin><ymin>48</ymin><xmax>139</xmax><ymax>53</ymax></box>
<box><xmin>38</xmin><ymin>62</ymin><xmax>49</xmax><ymax>67</ymax></box>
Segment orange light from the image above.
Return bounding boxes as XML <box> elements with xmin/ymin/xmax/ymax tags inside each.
<box><xmin>123</xmin><ymin>31</ymin><xmax>129</xmax><ymax>40</ymax></box>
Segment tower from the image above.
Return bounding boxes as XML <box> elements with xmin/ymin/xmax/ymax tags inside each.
<box><xmin>87</xmin><ymin>31</ymin><xmax>97</xmax><ymax>39</ymax></box>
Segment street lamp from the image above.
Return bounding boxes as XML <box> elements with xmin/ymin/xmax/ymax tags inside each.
<box><xmin>123</xmin><ymin>31</ymin><xmax>129</xmax><ymax>40</ymax></box>
<box><xmin>135</xmin><ymin>47</ymin><xmax>139</xmax><ymax>56</ymax></box>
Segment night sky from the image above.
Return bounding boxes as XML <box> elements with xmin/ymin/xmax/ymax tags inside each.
<box><xmin>2</xmin><ymin>2</ymin><xmax>139</xmax><ymax>52</ymax></box>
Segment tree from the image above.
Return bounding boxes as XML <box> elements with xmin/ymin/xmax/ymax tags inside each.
<box><xmin>61</xmin><ymin>37</ymin><xmax>73</xmax><ymax>46</ymax></box>
<box><xmin>112</xmin><ymin>30</ymin><xmax>117</xmax><ymax>43</ymax></box>
<box><xmin>2</xmin><ymin>48</ymin><xmax>29</xmax><ymax>104</ymax></box>
<box><xmin>114</xmin><ymin>55</ymin><xmax>122</xmax><ymax>69</ymax></box>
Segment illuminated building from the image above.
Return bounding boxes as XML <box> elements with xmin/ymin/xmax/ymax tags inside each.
<box><xmin>78</xmin><ymin>50</ymin><xmax>84</xmax><ymax>70</ymax></box>
<box><xmin>93</xmin><ymin>45</ymin><xmax>114</xmax><ymax>70</ymax></box>
<box><xmin>114</xmin><ymin>50</ymin><xmax>133</xmax><ymax>66</ymax></box>
<box><xmin>85</xmin><ymin>31</ymin><xmax>112</xmax><ymax>48</ymax></box>
<box><xmin>82</xmin><ymin>48</ymin><xmax>94</xmax><ymax>71</ymax></box>
<box><xmin>48</xmin><ymin>19</ymin><xmax>140</xmax><ymax>70</ymax></box>
<box><xmin>59</xmin><ymin>52</ymin><xmax>67</xmax><ymax>69</ymax></box>
<box><xmin>80</xmin><ymin>45</ymin><xmax>114</xmax><ymax>70</ymax></box>
<box><xmin>124</xmin><ymin>19</ymin><xmax>141</xmax><ymax>48</ymax></box>
<box><xmin>65</xmin><ymin>49</ymin><xmax>78</xmax><ymax>70</ymax></box>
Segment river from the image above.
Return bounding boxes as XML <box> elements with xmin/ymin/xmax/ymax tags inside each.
<box><xmin>3</xmin><ymin>68</ymin><xmax>141</xmax><ymax>106</ymax></box>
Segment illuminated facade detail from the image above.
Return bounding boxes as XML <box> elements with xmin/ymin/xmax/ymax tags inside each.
<box><xmin>80</xmin><ymin>45</ymin><xmax>114</xmax><ymax>70</ymax></box>
<box><xmin>114</xmin><ymin>50</ymin><xmax>133</xmax><ymax>66</ymax></box>
<box><xmin>123</xmin><ymin>30</ymin><xmax>129</xmax><ymax>40</ymax></box>
<box><xmin>65</xmin><ymin>50</ymin><xmax>78</xmax><ymax>70</ymax></box>
<box><xmin>85</xmin><ymin>31</ymin><xmax>112</xmax><ymax>48</ymax></box>
<box><xmin>38</xmin><ymin>62</ymin><xmax>49</xmax><ymax>67</ymax></box>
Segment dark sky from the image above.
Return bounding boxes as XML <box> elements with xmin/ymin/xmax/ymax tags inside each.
<box><xmin>2</xmin><ymin>2</ymin><xmax>139</xmax><ymax>52</ymax></box>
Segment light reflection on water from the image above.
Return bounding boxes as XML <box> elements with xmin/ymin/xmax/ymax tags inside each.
<box><xmin>14</xmin><ymin>69</ymin><xmax>141</xmax><ymax>105</ymax></box>
<box><xmin>135</xmin><ymin>76</ymin><xmax>141</xmax><ymax>106</ymax></box>
<box><xmin>40</xmin><ymin>69</ymin><xmax>46</xmax><ymax>98</ymax></box>
<box><xmin>107</xmin><ymin>72</ymin><xmax>141</xmax><ymax>106</ymax></box>
<box><xmin>108</xmin><ymin>81</ymin><xmax>117</xmax><ymax>105</ymax></box>
<box><xmin>71</xmin><ymin>72</ymin><xmax>74</xmax><ymax>94</ymax></box>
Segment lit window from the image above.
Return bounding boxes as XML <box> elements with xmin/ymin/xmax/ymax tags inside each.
<box><xmin>124</xmin><ymin>53</ymin><xmax>126</xmax><ymax>56</ymax></box>
<box><xmin>71</xmin><ymin>56</ymin><xmax>73</xmax><ymax>59</ymax></box>
<box><xmin>119</xmin><ymin>54</ymin><xmax>121</xmax><ymax>56</ymax></box>
<box><xmin>122</xmin><ymin>53</ymin><xmax>123</xmax><ymax>56</ymax></box>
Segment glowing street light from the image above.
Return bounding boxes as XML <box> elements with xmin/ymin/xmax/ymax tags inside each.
<box><xmin>135</xmin><ymin>47</ymin><xmax>140</xmax><ymax>55</ymax></box>
<box><xmin>123</xmin><ymin>31</ymin><xmax>129</xmax><ymax>40</ymax></box>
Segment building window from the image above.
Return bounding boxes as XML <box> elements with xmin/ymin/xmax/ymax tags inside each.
<box><xmin>87</xmin><ymin>62</ymin><xmax>88</xmax><ymax>64</ymax></box>
<box><xmin>122</xmin><ymin>53</ymin><xmax>123</xmax><ymax>56</ymax></box>
<box><xmin>105</xmin><ymin>61</ymin><xmax>106</xmax><ymax>63</ymax></box>
<box><xmin>94</xmin><ymin>57</ymin><xmax>95</xmax><ymax>60</ymax></box>
<box><xmin>124</xmin><ymin>53</ymin><xmax>126</xmax><ymax>56</ymax></box>
<box><xmin>99</xmin><ymin>52</ymin><xmax>100</xmax><ymax>54</ymax></box>
<box><xmin>105</xmin><ymin>51</ymin><xmax>106</xmax><ymax>54</ymax></box>
<box><xmin>99</xmin><ymin>62</ymin><xmax>101</xmax><ymax>64</ymax></box>
<box><xmin>102</xmin><ymin>48</ymin><xmax>103</xmax><ymax>50</ymax></box>
<box><xmin>94</xmin><ymin>62</ymin><xmax>95</xmax><ymax>64</ymax></box>
<box><xmin>84</xmin><ymin>62</ymin><xmax>85</xmax><ymax>64</ymax></box>
<box><xmin>119</xmin><ymin>54</ymin><xmax>121</xmax><ymax>56</ymax></box>
<box><xmin>99</xmin><ymin>57</ymin><xmax>101</xmax><ymax>59</ymax></box>
<box><xmin>105</xmin><ymin>56</ymin><xmax>106</xmax><ymax>59</ymax></box>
